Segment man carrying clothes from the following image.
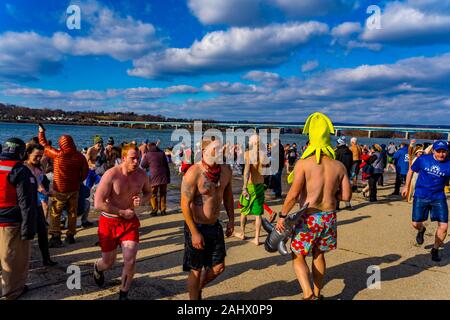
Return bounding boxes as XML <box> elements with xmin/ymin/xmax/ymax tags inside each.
<box><xmin>181</xmin><ymin>138</ymin><xmax>234</xmax><ymax>300</ymax></box>
<box><xmin>93</xmin><ymin>144</ymin><xmax>152</xmax><ymax>300</ymax></box>
<box><xmin>140</xmin><ymin>142</ymin><xmax>171</xmax><ymax>216</ymax></box>
<box><xmin>402</xmin><ymin>141</ymin><xmax>450</xmax><ymax>262</ymax></box>
<box><xmin>0</xmin><ymin>138</ymin><xmax>38</xmax><ymax>300</ymax></box>
<box><xmin>38</xmin><ymin>125</ymin><xmax>89</xmax><ymax>246</ymax></box>
<box><xmin>85</xmin><ymin>135</ymin><xmax>105</xmax><ymax>190</ymax></box>
<box><xmin>234</xmin><ymin>134</ymin><xmax>269</xmax><ymax>246</ymax></box>
<box><xmin>276</xmin><ymin>113</ymin><xmax>352</xmax><ymax>300</ymax></box>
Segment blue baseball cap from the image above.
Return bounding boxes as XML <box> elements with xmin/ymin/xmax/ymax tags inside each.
<box><xmin>433</xmin><ymin>140</ymin><xmax>449</xmax><ymax>151</ymax></box>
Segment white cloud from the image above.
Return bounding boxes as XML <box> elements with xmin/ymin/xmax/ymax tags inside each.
<box><xmin>202</xmin><ymin>82</ymin><xmax>268</xmax><ymax>94</ymax></box>
<box><xmin>188</xmin><ymin>0</ymin><xmax>353</xmax><ymax>26</ymax></box>
<box><xmin>270</xmin><ymin>0</ymin><xmax>349</xmax><ymax>18</ymax></box>
<box><xmin>53</xmin><ymin>1</ymin><xmax>160</xmax><ymax>61</ymax></box>
<box><xmin>188</xmin><ymin>0</ymin><xmax>263</xmax><ymax>26</ymax></box>
<box><xmin>3</xmin><ymin>87</ymin><xmax>62</xmax><ymax>98</ymax></box>
<box><xmin>0</xmin><ymin>32</ymin><xmax>64</xmax><ymax>82</ymax></box>
<box><xmin>361</xmin><ymin>1</ymin><xmax>450</xmax><ymax>45</ymax></box>
<box><xmin>0</xmin><ymin>0</ymin><xmax>161</xmax><ymax>81</ymax></box>
<box><xmin>2</xmin><ymin>85</ymin><xmax>199</xmax><ymax>101</ymax></box>
<box><xmin>331</xmin><ymin>22</ymin><xmax>362</xmax><ymax>38</ymax></box>
<box><xmin>128</xmin><ymin>21</ymin><xmax>329</xmax><ymax>78</ymax></box>
<box><xmin>301</xmin><ymin>60</ymin><xmax>319</xmax><ymax>72</ymax></box>
<box><xmin>242</xmin><ymin>71</ymin><xmax>285</xmax><ymax>87</ymax></box>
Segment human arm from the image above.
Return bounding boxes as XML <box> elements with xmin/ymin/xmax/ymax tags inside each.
<box><xmin>180</xmin><ymin>168</ymin><xmax>204</xmax><ymax>249</ymax></box>
<box><xmin>241</xmin><ymin>152</ymin><xmax>250</xmax><ymax>197</ymax></box>
<box><xmin>38</xmin><ymin>129</ymin><xmax>59</xmax><ymax>159</ymax></box>
<box><xmin>140</xmin><ymin>153</ymin><xmax>149</xmax><ymax>170</ymax></box>
<box><xmin>80</xmin><ymin>155</ymin><xmax>89</xmax><ymax>182</ymax></box>
<box><xmin>401</xmin><ymin>169</ymin><xmax>415</xmax><ymax>198</ymax></box>
<box><xmin>222</xmin><ymin>168</ymin><xmax>234</xmax><ymax>237</ymax></box>
<box><xmin>276</xmin><ymin>161</ymin><xmax>305</xmax><ymax>232</ymax></box>
<box><xmin>336</xmin><ymin>164</ymin><xmax>352</xmax><ymax>202</ymax></box>
<box><xmin>133</xmin><ymin>171</ymin><xmax>152</xmax><ymax>206</ymax></box>
<box><xmin>10</xmin><ymin>166</ymin><xmax>38</xmax><ymax>240</ymax></box>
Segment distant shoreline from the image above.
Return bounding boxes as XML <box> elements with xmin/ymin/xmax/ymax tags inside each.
<box><xmin>0</xmin><ymin>119</ymin><xmax>448</xmax><ymax>140</ymax></box>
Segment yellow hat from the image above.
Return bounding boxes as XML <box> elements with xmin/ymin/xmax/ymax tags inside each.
<box><xmin>301</xmin><ymin>112</ymin><xmax>335</xmax><ymax>163</ymax></box>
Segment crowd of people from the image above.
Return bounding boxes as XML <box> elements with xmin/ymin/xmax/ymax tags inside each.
<box><xmin>0</xmin><ymin>116</ymin><xmax>449</xmax><ymax>300</ymax></box>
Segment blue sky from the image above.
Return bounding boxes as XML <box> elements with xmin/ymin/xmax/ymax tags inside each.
<box><xmin>1</xmin><ymin>0</ymin><xmax>450</xmax><ymax>124</ymax></box>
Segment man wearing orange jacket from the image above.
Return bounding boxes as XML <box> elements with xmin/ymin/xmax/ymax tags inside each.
<box><xmin>38</xmin><ymin>124</ymin><xmax>89</xmax><ymax>247</ymax></box>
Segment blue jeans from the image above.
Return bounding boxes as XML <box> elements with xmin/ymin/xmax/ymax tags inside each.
<box><xmin>412</xmin><ymin>197</ymin><xmax>448</xmax><ymax>223</ymax></box>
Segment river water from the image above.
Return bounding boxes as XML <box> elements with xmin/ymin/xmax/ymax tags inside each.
<box><xmin>0</xmin><ymin>122</ymin><xmax>430</xmax><ymax>150</ymax></box>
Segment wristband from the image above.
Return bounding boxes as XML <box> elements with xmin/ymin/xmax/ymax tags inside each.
<box><xmin>279</xmin><ymin>214</ymin><xmax>287</xmax><ymax>218</ymax></box>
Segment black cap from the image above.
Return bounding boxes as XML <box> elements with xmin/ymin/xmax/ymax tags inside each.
<box><xmin>2</xmin><ymin>138</ymin><xmax>26</xmax><ymax>158</ymax></box>
<box><xmin>107</xmin><ymin>137</ymin><xmax>115</xmax><ymax>145</ymax></box>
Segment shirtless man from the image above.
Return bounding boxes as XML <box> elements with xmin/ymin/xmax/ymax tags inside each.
<box><xmin>234</xmin><ymin>134</ymin><xmax>270</xmax><ymax>245</ymax></box>
<box><xmin>93</xmin><ymin>144</ymin><xmax>152</xmax><ymax>300</ymax></box>
<box><xmin>181</xmin><ymin>138</ymin><xmax>234</xmax><ymax>300</ymax></box>
<box><xmin>85</xmin><ymin>136</ymin><xmax>104</xmax><ymax>189</ymax></box>
<box><xmin>277</xmin><ymin>113</ymin><xmax>352</xmax><ymax>300</ymax></box>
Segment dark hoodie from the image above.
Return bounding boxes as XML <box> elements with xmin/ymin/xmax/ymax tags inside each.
<box><xmin>0</xmin><ymin>153</ymin><xmax>37</xmax><ymax>240</ymax></box>
<box><xmin>140</xmin><ymin>144</ymin><xmax>170</xmax><ymax>186</ymax></box>
<box><xmin>39</xmin><ymin>131</ymin><xmax>89</xmax><ymax>193</ymax></box>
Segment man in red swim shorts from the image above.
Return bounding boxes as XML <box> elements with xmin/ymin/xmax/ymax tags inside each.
<box><xmin>93</xmin><ymin>144</ymin><xmax>151</xmax><ymax>300</ymax></box>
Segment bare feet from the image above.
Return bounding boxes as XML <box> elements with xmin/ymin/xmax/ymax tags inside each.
<box><xmin>252</xmin><ymin>238</ymin><xmax>260</xmax><ymax>246</ymax></box>
<box><xmin>234</xmin><ymin>232</ymin><xmax>246</xmax><ymax>240</ymax></box>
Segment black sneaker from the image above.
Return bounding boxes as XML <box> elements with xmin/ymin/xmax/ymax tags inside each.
<box><xmin>82</xmin><ymin>221</ymin><xmax>94</xmax><ymax>228</ymax></box>
<box><xmin>43</xmin><ymin>257</ymin><xmax>58</xmax><ymax>266</ymax></box>
<box><xmin>416</xmin><ymin>227</ymin><xmax>426</xmax><ymax>245</ymax></box>
<box><xmin>65</xmin><ymin>235</ymin><xmax>76</xmax><ymax>244</ymax></box>
<box><xmin>48</xmin><ymin>236</ymin><xmax>64</xmax><ymax>248</ymax></box>
<box><xmin>150</xmin><ymin>211</ymin><xmax>158</xmax><ymax>217</ymax></box>
<box><xmin>93</xmin><ymin>262</ymin><xmax>105</xmax><ymax>287</ymax></box>
<box><xmin>431</xmin><ymin>248</ymin><xmax>441</xmax><ymax>262</ymax></box>
<box><xmin>119</xmin><ymin>290</ymin><xmax>129</xmax><ymax>300</ymax></box>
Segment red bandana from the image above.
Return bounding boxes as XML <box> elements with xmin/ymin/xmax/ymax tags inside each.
<box><xmin>201</xmin><ymin>160</ymin><xmax>221</xmax><ymax>184</ymax></box>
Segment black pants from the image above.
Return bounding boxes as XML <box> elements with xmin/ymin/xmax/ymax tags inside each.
<box><xmin>378</xmin><ymin>174</ymin><xmax>384</xmax><ymax>186</ymax></box>
<box><xmin>37</xmin><ymin>206</ymin><xmax>51</xmax><ymax>261</ymax></box>
<box><xmin>272</xmin><ymin>170</ymin><xmax>283</xmax><ymax>197</ymax></box>
<box><xmin>369</xmin><ymin>173</ymin><xmax>382</xmax><ymax>202</ymax></box>
<box><xmin>394</xmin><ymin>172</ymin><xmax>406</xmax><ymax>194</ymax></box>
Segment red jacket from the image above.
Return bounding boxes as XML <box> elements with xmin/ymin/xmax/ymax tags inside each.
<box><xmin>39</xmin><ymin>131</ymin><xmax>89</xmax><ymax>193</ymax></box>
<box><xmin>0</xmin><ymin>159</ymin><xmax>19</xmax><ymax>208</ymax></box>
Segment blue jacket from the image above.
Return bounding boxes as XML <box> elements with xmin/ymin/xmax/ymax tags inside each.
<box><xmin>393</xmin><ymin>146</ymin><xmax>409</xmax><ymax>175</ymax></box>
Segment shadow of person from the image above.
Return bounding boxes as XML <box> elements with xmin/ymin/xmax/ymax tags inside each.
<box><xmin>324</xmin><ymin>248</ymin><xmax>449</xmax><ymax>300</ymax></box>
<box><xmin>323</xmin><ymin>254</ymin><xmax>401</xmax><ymax>300</ymax></box>
<box><xmin>337</xmin><ymin>215</ymin><xmax>371</xmax><ymax>227</ymax></box>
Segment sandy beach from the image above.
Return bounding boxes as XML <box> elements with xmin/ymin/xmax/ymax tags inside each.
<box><xmin>16</xmin><ymin>166</ymin><xmax>450</xmax><ymax>300</ymax></box>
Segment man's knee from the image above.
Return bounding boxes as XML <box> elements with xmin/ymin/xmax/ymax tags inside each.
<box><xmin>437</xmin><ymin>223</ymin><xmax>448</xmax><ymax>233</ymax></box>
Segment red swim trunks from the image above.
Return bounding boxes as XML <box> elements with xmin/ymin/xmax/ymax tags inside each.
<box><xmin>98</xmin><ymin>213</ymin><xmax>140</xmax><ymax>253</ymax></box>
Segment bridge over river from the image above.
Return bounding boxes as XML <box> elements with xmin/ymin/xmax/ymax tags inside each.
<box><xmin>96</xmin><ymin>120</ymin><xmax>450</xmax><ymax>140</ymax></box>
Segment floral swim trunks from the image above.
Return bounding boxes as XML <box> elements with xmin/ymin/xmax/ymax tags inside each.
<box><xmin>291</xmin><ymin>211</ymin><xmax>337</xmax><ymax>256</ymax></box>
